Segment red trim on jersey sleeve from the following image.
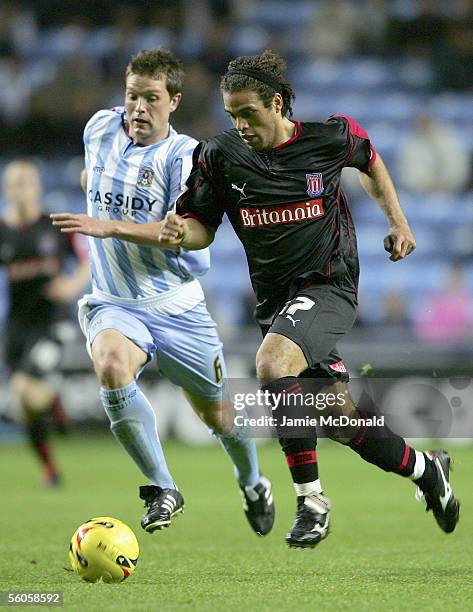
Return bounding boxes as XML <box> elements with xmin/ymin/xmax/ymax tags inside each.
<box><xmin>181</xmin><ymin>212</ymin><xmax>203</xmax><ymax>222</ymax></box>
<box><xmin>272</xmin><ymin>120</ymin><xmax>302</xmax><ymax>151</ymax></box>
<box><xmin>334</xmin><ymin>114</ymin><xmax>369</xmax><ymax>139</ymax></box>
<box><xmin>198</xmin><ymin>159</ymin><xmax>213</xmax><ymax>177</ymax></box>
<box><xmin>334</xmin><ymin>114</ymin><xmax>377</xmax><ymax>166</ymax></box>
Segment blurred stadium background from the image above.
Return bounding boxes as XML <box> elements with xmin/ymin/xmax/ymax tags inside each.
<box><xmin>0</xmin><ymin>0</ymin><xmax>472</xmax><ymax>443</ymax></box>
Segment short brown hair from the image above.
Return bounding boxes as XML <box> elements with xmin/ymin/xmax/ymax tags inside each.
<box><xmin>126</xmin><ymin>48</ymin><xmax>184</xmax><ymax>97</ymax></box>
<box><xmin>220</xmin><ymin>50</ymin><xmax>295</xmax><ymax>117</ymax></box>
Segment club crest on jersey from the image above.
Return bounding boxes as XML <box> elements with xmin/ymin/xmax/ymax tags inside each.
<box><xmin>137</xmin><ymin>166</ymin><xmax>154</xmax><ymax>187</ymax></box>
<box><xmin>306</xmin><ymin>172</ymin><xmax>324</xmax><ymax>197</ymax></box>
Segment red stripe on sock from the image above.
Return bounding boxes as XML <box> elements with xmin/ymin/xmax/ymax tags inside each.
<box><xmin>287</xmin><ymin>450</ymin><xmax>317</xmax><ymax>468</ymax></box>
<box><xmin>37</xmin><ymin>442</ymin><xmax>57</xmax><ymax>476</ymax></box>
<box><xmin>52</xmin><ymin>395</ymin><xmax>68</xmax><ymax>427</ymax></box>
<box><xmin>397</xmin><ymin>443</ymin><xmax>411</xmax><ymax>472</ymax></box>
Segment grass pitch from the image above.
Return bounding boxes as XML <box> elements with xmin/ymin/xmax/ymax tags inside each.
<box><xmin>0</xmin><ymin>433</ymin><xmax>471</xmax><ymax>611</ymax></box>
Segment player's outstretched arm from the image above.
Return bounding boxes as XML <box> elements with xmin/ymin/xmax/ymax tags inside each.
<box><xmin>358</xmin><ymin>154</ymin><xmax>416</xmax><ymax>261</ymax></box>
<box><xmin>51</xmin><ymin>213</ymin><xmax>168</xmax><ymax>246</ymax></box>
<box><xmin>50</xmin><ymin>212</ymin><xmax>214</xmax><ymax>249</ymax></box>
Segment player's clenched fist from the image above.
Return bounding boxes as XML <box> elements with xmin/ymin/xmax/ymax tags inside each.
<box><xmin>383</xmin><ymin>224</ymin><xmax>416</xmax><ymax>262</ymax></box>
<box><xmin>159</xmin><ymin>212</ymin><xmax>186</xmax><ymax>247</ymax></box>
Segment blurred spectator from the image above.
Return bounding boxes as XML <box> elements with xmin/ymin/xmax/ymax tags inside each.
<box><xmin>388</xmin><ymin>0</ymin><xmax>446</xmax><ymax>57</ymax></box>
<box><xmin>0</xmin><ymin>54</ymin><xmax>37</xmax><ymax>124</ymax></box>
<box><xmin>101</xmin><ymin>5</ymin><xmax>140</xmax><ymax>82</ymax></box>
<box><xmin>306</xmin><ymin>0</ymin><xmax>361</xmax><ymax>58</ymax></box>
<box><xmin>356</xmin><ymin>0</ymin><xmax>389</xmax><ymax>56</ymax></box>
<box><xmin>0</xmin><ymin>4</ymin><xmax>16</xmax><ymax>57</ymax></box>
<box><xmin>0</xmin><ymin>2</ymin><xmax>37</xmax><ymax>57</ymax></box>
<box><xmin>24</xmin><ymin>52</ymin><xmax>104</xmax><ymax>155</ymax></box>
<box><xmin>173</xmin><ymin>61</ymin><xmax>220</xmax><ymax>139</ymax></box>
<box><xmin>414</xmin><ymin>262</ymin><xmax>473</xmax><ymax>343</ymax></box>
<box><xmin>435</xmin><ymin>11</ymin><xmax>473</xmax><ymax>91</ymax></box>
<box><xmin>396</xmin><ymin>114</ymin><xmax>471</xmax><ymax>193</ymax></box>
<box><xmin>35</xmin><ymin>52</ymin><xmax>103</xmax><ymax>121</ymax></box>
<box><xmin>356</xmin><ymin>290</ymin><xmax>412</xmax><ymax>339</ymax></box>
<box><xmin>388</xmin><ymin>0</ymin><xmax>473</xmax><ymax>91</ymax></box>
<box><xmin>149</xmin><ymin>0</ymin><xmax>186</xmax><ymax>35</ymax></box>
<box><xmin>378</xmin><ymin>290</ymin><xmax>412</xmax><ymax>339</ymax></box>
<box><xmin>198</xmin><ymin>16</ymin><xmax>234</xmax><ymax>75</ymax></box>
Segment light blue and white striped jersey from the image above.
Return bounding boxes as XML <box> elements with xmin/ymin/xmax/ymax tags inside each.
<box><xmin>83</xmin><ymin>106</ymin><xmax>210</xmax><ymax>307</ymax></box>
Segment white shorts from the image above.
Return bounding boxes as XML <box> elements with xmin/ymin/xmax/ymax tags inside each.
<box><xmin>78</xmin><ymin>297</ymin><xmax>226</xmax><ymax>401</ymax></box>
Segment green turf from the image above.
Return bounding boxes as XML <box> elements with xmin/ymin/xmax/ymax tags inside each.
<box><xmin>0</xmin><ymin>434</ymin><xmax>471</xmax><ymax>611</ymax></box>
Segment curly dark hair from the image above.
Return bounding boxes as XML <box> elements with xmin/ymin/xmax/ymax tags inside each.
<box><xmin>220</xmin><ymin>50</ymin><xmax>295</xmax><ymax>117</ymax></box>
<box><xmin>126</xmin><ymin>48</ymin><xmax>184</xmax><ymax>97</ymax></box>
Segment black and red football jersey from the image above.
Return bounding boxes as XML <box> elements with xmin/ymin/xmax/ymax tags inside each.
<box><xmin>0</xmin><ymin>213</ymin><xmax>84</xmax><ymax>323</ymax></box>
<box><xmin>177</xmin><ymin>115</ymin><xmax>376</xmax><ymax>326</ymax></box>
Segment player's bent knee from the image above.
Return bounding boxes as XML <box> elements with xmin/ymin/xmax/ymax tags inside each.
<box><xmin>94</xmin><ymin>352</ymin><xmax>134</xmax><ymax>389</ymax></box>
<box><xmin>256</xmin><ymin>358</ymin><xmax>292</xmax><ymax>382</ymax></box>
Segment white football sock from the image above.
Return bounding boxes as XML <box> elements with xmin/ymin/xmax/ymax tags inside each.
<box><xmin>294</xmin><ymin>479</ymin><xmax>323</xmax><ymax>497</ymax></box>
<box><xmin>409</xmin><ymin>450</ymin><xmax>426</xmax><ymax>480</ymax></box>
<box><xmin>101</xmin><ymin>382</ymin><xmax>174</xmax><ymax>489</ymax></box>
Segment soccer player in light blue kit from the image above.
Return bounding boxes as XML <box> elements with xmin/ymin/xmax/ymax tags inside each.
<box><xmin>52</xmin><ymin>48</ymin><xmax>274</xmax><ymax>535</ymax></box>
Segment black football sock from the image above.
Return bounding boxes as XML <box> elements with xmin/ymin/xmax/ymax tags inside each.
<box><xmin>51</xmin><ymin>394</ymin><xmax>68</xmax><ymax>434</ymax></box>
<box><xmin>280</xmin><ymin>437</ymin><xmax>319</xmax><ymax>486</ymax></box>
<box><xmin>26</xmin><ymin>413</ymin><xmax>58</xmax><ymax>479</ymax></box>
<box><xmin>348</xmin><ymin>410</ymin><xmax>437</xmax><ymax>486</ymax></box>
<box><xmin>262</xmin><ymin>377</ymin><xmax>319</xmax><ymax>489</ymax></box>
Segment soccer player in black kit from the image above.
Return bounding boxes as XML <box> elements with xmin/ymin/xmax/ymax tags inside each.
<box><xmin>53</xmin><ymin>51</ymin><xmax>460</xmax><ymax>547</ymax></box>
<box><xmin>0</xmin><ymin>160</ymin><xmax>89</xmax><ymax>486</ymax></box>
<box><xmin>160</xmin><ymin>50</ymin><xmax>461</xmax><ymax>548</ymax></box>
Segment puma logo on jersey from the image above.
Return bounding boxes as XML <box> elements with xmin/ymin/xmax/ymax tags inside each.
<box><xmin>231</xmin><ymin>182</ymin><xmax>247</xmax><ymax>199</ymax></box>
<box><xmin>286</xmin><ymin>315</ymin><xmax>300</xmax><ymax>327</ymax></box>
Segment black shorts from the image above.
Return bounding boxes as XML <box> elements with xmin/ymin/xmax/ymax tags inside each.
<box><xmin>263</xmin><ymin>284</ymin><xmax>357</xmax><ymax>381</ymax></box>
<box><xmin>4</xmin><ymin>321</ymin><xmax>63</xmax><ymax>378</ymax></box>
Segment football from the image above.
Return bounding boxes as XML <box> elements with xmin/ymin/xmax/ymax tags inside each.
<box><xmin>69</xmin><ymin>517</ymin><xmax>139</xmax><ymax>583</ymax></box>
